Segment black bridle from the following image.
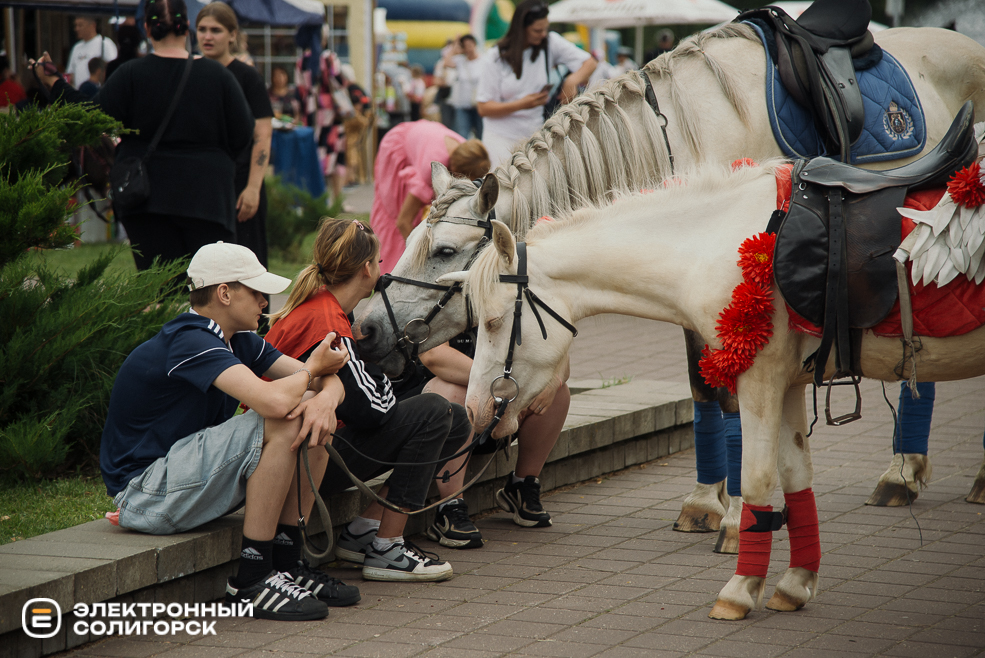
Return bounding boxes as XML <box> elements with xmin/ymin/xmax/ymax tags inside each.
<box><xmin>486</xmin><ymin>242</ymin><xmax>579</xmax><ymax>419</ymax></box>
<box><xmin>374</xmin><ymin>181</ymin><xmax>495</xmax><ymax>369</ymax></box>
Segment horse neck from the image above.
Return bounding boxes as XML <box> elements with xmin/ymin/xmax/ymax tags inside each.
<box><xmin>529</xmin><ymin>176</ymin><xmax>777</xmax><ymax>331</ymax></box>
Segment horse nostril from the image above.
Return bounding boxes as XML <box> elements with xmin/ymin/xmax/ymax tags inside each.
<box><xmin>356</xmin><ymin>321</ymin><xmax>375</xmax><ymax>346</ymax></box>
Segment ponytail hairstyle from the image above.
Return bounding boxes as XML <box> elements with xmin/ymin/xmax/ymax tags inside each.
<box><xmin>145</xmin><ymin>0</ymin><xmax>190</xmax><ymax>41</ymax></box>
<box><xmin>269</xmin><ymin>218</ymin><xmax>379</xmax><ymax>325</ymax></box>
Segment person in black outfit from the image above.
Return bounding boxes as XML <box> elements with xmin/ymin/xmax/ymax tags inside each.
<box><xmin>105</xmin><ymin>23</ymin><xmax>142</xmax><ymax>81</ymax></box>
<box><xmin>32</xmin><ymin>0</ymin><xmax>254</xmax><ymax>272</ymax></box>
<box><xmin>196</xmin><ymin>2</ymin><xmax>272</xmax><ymax>277</ymax></box>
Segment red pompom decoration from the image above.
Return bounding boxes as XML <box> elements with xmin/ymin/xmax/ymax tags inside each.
<box><xmin>947</xmin><ymin>162</ymin><xmax>985</xmax><ymax>209</ymax></box>
<box><xmin>737</xmin><ymin>232</ymin><xmax>776</xmax><ymax>287</ymax></box>
<box><xmin>698</xmin><ymin>232</ymin><xmax>778</xmax><ymax>393</ymax></box>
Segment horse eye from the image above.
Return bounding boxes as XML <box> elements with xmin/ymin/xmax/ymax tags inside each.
<box><xmin>434</xmin><ymin>247</ymin><xmax>457</xmax><ymax>258</ymax></box>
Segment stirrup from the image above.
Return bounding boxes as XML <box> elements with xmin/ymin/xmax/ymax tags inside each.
<box><xmin>823</xmin><ymin>373</ymin><xmax>862</xmax><ymax>425</ymax></box>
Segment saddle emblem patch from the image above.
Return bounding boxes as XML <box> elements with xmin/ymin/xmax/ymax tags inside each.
<box><xmin>884</xmin><ymin>101</ymin><xmax>914</xmax><ymax>140</ymax></box>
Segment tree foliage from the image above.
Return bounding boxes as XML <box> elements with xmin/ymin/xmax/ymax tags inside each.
<box><xmin>0</xmin><ymin>103</ymin><xmax>184</xmax><ymax>481</ymax></box>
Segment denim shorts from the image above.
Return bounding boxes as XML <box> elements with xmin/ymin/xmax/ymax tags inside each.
<box><xmin>114</xmin><ymin>411</ymin><xmax>264</xmax><ymax>534</ymax></box>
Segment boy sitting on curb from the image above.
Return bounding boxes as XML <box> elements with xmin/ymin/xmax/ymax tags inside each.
<box><xmin>100</xmin><ymin>242</ymin><xmax>357</xmax><ymax>621</ymax></box>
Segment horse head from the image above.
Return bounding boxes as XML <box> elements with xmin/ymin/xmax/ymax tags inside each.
<box><xmin>354</xmin><ymin>162</ymin><xmax>500</xmax><ymax>376</ymax></box>
<box><xmin>442</xmin><ymin>220</ymin><xmax>575</xmax><ymax>437</ymax></box>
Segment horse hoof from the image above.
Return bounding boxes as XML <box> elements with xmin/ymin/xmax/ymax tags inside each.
<box><xmin>713</xmin><ymin>525</ymin><xmax>739</xmax><ymax>554</ymax></box>
<box><xmin>709</xmin><ymin>600</ymin><xmax>749</xmax><ymax>620</ymax></box>
<box><xmin>766</xmin><ymin>589</ymin><xmax>804</xmax><ymax>612</ymax></box>
<box><xmin>766</xmin><ymin>567</ymin><xmax>818</xmax><ymax>612</ymax></box>
<box><xmin>866</xmin><ymin>481</ymin><xmax>918</xmax><ymax>507</ymax></box>
<box><xmin>866</xmin><ymin>453</ymin><xmax>930</xmax><ymax>506</ymax></box>
<box><xmin>674</xmin><ymin>510</ymin><xmax>722</xmax><ymax>532</ymax></box>
<box><xmin>966</xmin><ymin>461</ymin><xmax>985</xmax><ymax>504</ymax></box>
<box><xmin>673</xmin><ymin>481</ymin><xmax>726</xmax><ymax>532</ymax></box>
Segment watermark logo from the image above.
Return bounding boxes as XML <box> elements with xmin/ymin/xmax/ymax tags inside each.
<box><xmin>23</xmin><ymin>598</ymin><xmax>62</xmax><ymax>639</ymax></box>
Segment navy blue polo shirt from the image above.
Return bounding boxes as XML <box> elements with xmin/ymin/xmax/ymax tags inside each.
<box><xmin>100</xmin><ymin>312</ymin><xmax>282</xmax><ymax>496</ymax></box>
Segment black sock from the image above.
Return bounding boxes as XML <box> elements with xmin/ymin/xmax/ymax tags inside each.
<box><xmin>234</xmin><ymin>536</ymin><xmax>272</xmax><ymax>587</ymax></box>
<box><xmin>272</xmin><ymin>523</ymin><xmax>302</xmax><ymax>572</ymax></box>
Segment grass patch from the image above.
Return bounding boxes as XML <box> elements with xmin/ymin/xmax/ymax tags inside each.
<box><xmin>0</xmin><ymin>474</ymin><xmax>116</xmax><ymax>545</ymax></box>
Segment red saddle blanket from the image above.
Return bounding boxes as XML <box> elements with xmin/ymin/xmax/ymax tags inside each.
<box><xmin>775</xmin><ymin>166</ymin><xmax>985</xmax><ymax>338</ymax></box>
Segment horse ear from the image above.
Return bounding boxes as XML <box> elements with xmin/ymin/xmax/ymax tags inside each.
<box><xmin>432</xmin><ymin>162</ymin><xmax>454</xmax><ymax>198</ymax></box>
<box><xmin>491</xmin><ymin>220</ymin><xmax>515</xmax><ymax>266</ymax></box>
<box><xmin>436</xmin><ymin>271</ymin><xmax>468</xmax><ymax>285</ymax></box>
<box><xmin>471</xmin><ymin>173</ymin><xmax>499</xmax><ymax>217</ymax></box>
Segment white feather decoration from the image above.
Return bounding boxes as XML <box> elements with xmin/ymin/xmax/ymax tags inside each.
<box><xmin>893</xmin><ymin>121</ymin><xmax>985</xmax><ymax>288</ymax></box>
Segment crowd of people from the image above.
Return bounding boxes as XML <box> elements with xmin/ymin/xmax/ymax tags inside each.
<box><xmin>6</xmin><ymin>0</ymin><xmax>682</xmax><ymax>624</ymax></box>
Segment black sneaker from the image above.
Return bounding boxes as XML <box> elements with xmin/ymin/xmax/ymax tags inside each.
<box><xmin>225</xmin><ymin>570</ymin><xmax>328</xmax><ymax>621</ymax></box>
<box><xmin>362</xmin><ymin>540</ymin><xmax>454</xmax><ymax>582</ymax></box>
<box><xmin>335</xmin><ymin>525</ymin><xmax>376</xmax><ymax>564</ymax></box>
<box><xmin>496</xmin><ymin>473</ymin><xmax>552</xmax><ymax>527</ymax></box>
<box><xmin>426</xmin><ymin>499</ymin><xmax>484</xmax><ymax>549</ymax></box>
<box><xmin>288</xmin><ymin>559</ymin><xmax>361</xmax><ymax>607</ymax></box>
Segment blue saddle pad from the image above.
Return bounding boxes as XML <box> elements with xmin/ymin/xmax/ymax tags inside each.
<box><xmin>746</xmin><ymin>21</ymin><xmax>926</xmax><ymax>164</ymax></box>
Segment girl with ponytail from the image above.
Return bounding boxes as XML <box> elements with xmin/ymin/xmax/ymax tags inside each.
<box><xmin>264</xmin><ymin>218</ymin><xmax>473</xmax><ymax>582</ymax></box>
<box><xmin>31</xmin><ymin>0</ymin><xmax>254</xmax><ymax>272</ymax></box>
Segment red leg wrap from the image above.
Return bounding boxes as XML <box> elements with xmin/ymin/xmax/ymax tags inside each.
<box><xmin>736</xmin><ymin>502</ymin><xmax>773</xmax><ymax>578</ymax></box>
<box><xmin>785</xmin><ymin>488</ymin><xmax>821</xmax><ymax>572</ymax></box>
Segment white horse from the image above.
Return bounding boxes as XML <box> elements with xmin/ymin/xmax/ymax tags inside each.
<box><xmin>355</xmin><ymin>22</ymin><xmax>985</xmax><ymax>544</ymax></box>
<box><xmin>447</xmin><ymin>160</ymin><xmax>985</xmax><ymax>620</ymax></box>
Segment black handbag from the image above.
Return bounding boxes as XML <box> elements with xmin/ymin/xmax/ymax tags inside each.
<box><xmin>110</xmin><ymin>51</ymin><xmax>194</xmax><ymax>214</ymax></box>
<box><xmin>542</xmin><ymin>46</ymin><xmax>571</xmax><ymax>120</ymax></box>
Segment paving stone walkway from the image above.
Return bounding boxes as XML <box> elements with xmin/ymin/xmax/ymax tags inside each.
<box><xmin>63</xmin><ymin>315</ymin><xmax>985</xmax><ymax>658</ymax></box>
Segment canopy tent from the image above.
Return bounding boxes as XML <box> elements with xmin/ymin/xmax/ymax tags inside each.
<box><xmin>226</xmin><ymin>0</ymin><xmax>323</xmax><ymax>27</ymax></box>
<box><xmin>0</xmin><ymin>0</ymin><xmax>138</xmax><ymax>13</ymax></box>
<box><xmin>548</xmin><ymin>0</ymin><xmax>738</xmax><ymax>29</ymax></box>
<box><xmin>547</xmin><ymin>0</ymin><xmax>738</xmax><ymax>65</ymax></box>
<box><xmin>769</xmin><ymin>2</ymin><xmax>887</xmax><ymax>32</ymax></box>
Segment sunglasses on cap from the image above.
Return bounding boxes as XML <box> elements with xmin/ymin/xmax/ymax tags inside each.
<box><xmin>523</xmin><ymin>2</ymin><xmax>549</xmax><ymax>25</ymax></box>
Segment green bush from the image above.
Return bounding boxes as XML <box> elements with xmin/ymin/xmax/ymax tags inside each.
<box><xmin>0</xmin><ymin>103</ymin><xmax>185</xmax><ymax>481</ymax></box>
<box><xmin>265</xmin><ymin>175</ymin><xmax>343</xmax><ymax>261</ymax></box>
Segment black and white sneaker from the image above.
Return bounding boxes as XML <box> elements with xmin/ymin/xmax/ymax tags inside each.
<box><xmin>335</xmin><ymin>525</ymin><xmax>376</xmax><ymax>565</ymax></box>
<box><xmin>225</xmin><ymin>571</ymin><xmax>328</xmax><ymax>621</ymax></box>
<box><xmin>496</xmin><ymin>473</ymin><xmax>552</xmax><ymax>527</ymax></box>
<box><xmin>362</xmin><ymin>540</ymin><xmax>454</xmax><ymax>582</ymax></box>
<box><xmin>426</xmin><ymin>499</ymin><xmax>484</xmax><ymax>549</ymax></box>
<box><xmin>288</xmin><ymin>559</ymin><xmax>361</xmax><ymax>607</ymax></box>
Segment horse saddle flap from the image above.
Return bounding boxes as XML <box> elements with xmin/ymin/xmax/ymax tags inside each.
<box><xmin>775</xmin><ymin>181</ymin><xmax>906</xmax><ymax>328</ymax></box>
<box><xmin>798</xmin><ymin>101</ymin><xmax>977</xmax><ymax>194</ymax></box>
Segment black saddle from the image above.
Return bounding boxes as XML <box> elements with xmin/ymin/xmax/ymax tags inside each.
<box><xmin>773</xmin><ymin>102</ymin><xmax>977</xmax><ymax>387</ymax></box>
<box><xmin>738</xmin><ymin>0</ymin><xmax>876</xmax><ymax>162</ymax></box>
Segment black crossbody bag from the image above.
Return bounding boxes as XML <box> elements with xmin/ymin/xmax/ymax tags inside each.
<box><xmin>542</xmin><ymin>43</ymin><xmax>570</xmax><ymax>120</ymax></box>
<box><xmin>110</xmin><ymin>50</ymin><xmax>194</xmax><ymax>214</ymax></box>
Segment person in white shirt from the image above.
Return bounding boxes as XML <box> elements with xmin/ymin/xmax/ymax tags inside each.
<box><xmin>442</xmin><ymin>34</ymin><xmax>484</xmax><ymax>139</ymax></box>
<box><xmin>66</xmin><ymin>16</ymin><xmax>118</xmax><ymax>89</ymax></box>
<box><xmin>475</xmin><ymin>0</ymin><xmax>596</xmax><ymax>168</ymax></box>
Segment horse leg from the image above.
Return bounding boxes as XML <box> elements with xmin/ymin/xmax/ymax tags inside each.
<box><xmin>867</xmin><ymin>382</ymin><xmax>934</xmax><ymax>506</ymax></box>
<box><xmin>715</xmin><ymin>392</ymin><xmax>742</xmax><ymax>554</ymax></box>
<box><xmin>676</xmin><ymin>329</ymin><xmax>728</xmax><ymax>533</ymax></box>
<box><xmin>709</xmin><ymin>376</ymin><xmax>784</xmax><ymax>621</ymax></box>
<box><xmin>766</xmin><ymin>384</ymin><xmax>820</xmax><ymax>612</ymax></box>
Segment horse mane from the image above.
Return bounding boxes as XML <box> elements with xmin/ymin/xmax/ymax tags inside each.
<box><xmin>466</xmin><ymin>159</ymin><xmax>784</xmax><ymax>324</ymax></box>
<box><xmin>489</xmin><ymin>21</ymin><xmax>759</xmax><ymax>231</ymax></box>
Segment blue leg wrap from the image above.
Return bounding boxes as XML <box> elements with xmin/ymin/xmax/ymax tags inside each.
<box><xmin>693</xmin><ymin>401</ymin><xmax>726</xmax><ymax>485</ymax></box>
<box><xmin>895</xmin><ymin>382</ymin><xmax>934</xmax><ymax>455</ymax></box>
<box><xmin>723</xmin><ymin>412</ymin><xmax>742</xmax><ymax>498</ymax></box>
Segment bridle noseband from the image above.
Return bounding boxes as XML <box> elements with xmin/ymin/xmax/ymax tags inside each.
<box><xmin>485</xmin><ymin>241</ymin><xmax>578</xmax><ymax>431</ymax></box>
<box><xmin>374</xmin><ymin>180</ymin><xmax>495</xmax><ymax>370</ymax></box>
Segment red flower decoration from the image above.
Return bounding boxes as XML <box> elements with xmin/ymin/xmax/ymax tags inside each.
<box><xmin>737</xmin><ymin>233</ymin><xmax>776</xmax><ymax>287</ymax></box>
<box><xmin>947</xmin><ymin>162</ymin><xmax>985</xmax><ymax>208</ymax></box>
<box><xmin>731</xmin><ymin>158</ymin><xmax>758</xmax><ymax>171</ymax></box>
<box><xmin>698</xmin><ymin>232</ymin><xmax>778</xmax><ymax>393</ymax></box>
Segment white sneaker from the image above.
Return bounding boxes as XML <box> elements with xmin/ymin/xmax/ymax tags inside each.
<box><xmin>362</xmin><ymin>540</ymin><xmax>453</xmax><ymax>582</ymax></box>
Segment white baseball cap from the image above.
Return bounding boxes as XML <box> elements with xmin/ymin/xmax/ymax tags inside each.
<box><xmin>187</xmin><ymin>242</ymin><xmax>291</xmax><ymax>295</ymax></box>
